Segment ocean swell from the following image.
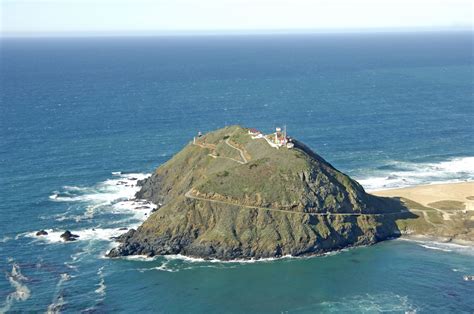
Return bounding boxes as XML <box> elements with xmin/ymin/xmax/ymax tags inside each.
<box><xmin>356</xmin><ymin>156</ymin><xmax>474</xmax><ymax>191</ymax></box>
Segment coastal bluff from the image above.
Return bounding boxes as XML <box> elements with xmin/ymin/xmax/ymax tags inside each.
<box><xmin>107</xmin><ymin>125</ymin><xmax>412</xmax><ymax>260</ymax></box>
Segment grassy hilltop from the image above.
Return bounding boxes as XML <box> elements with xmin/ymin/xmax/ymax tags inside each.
<box><xmin>108</xmin><ymin>126</ymin><xmax>415</xmax><ymax>260</ymax></box>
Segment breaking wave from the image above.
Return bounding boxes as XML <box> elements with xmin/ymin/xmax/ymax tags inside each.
<box><xmin>27</xmin><ymin>172</ymin><xmax>155</xmax><ymax>246</ymax></box>
<box><xmin>49</xmin><ymin>173</ymin><xmax>149</xmax><ymax>204</ymax></box>
<box><xmin>131</xmin><ymin>251</ymin><xmax>355</xmax><ymax>273</ymax></box>
<box><xmin>398</xmin><ymin>238</ymin><xmax>474</xmax><ymax>256</ymax></box>
<box><xmin>0</xmin><ymin>263</ymin><xmax>31</xmax><ymax>313</ymax></box>
<box><xmin>356</xmin><ymin>156</ymin><xmax>474</xmax><ymax>191</ymax></box>
<box><xmin>46</xmin><ymin>273</ymin><xmax>71</xmax><ymax>314</ymax></box>
<box><xmin>27</xmin><ymin>227</ymin><xmax>130</xmax><ymax>244</ymax></box>
<box><xmin>95</xmin><ymin>267</ymin><xmax>106</xmax><ymax>297</ymax></box>
<box><xmin>0</xmin><ymin>236</ymin><xmax>12</xmax><ymax>243</ymax></box>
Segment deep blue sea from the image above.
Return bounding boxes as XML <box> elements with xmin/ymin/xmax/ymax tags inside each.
<box><xmin>1</xmin><ymin>32</ymin><xmax>473</xmax><ymax>313</ymax></box>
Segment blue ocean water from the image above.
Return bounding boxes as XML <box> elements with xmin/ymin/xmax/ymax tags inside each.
<box><xmin>1</xmin><ymin>32</ymin><xmax>473</xmax><ymax>312</ymax></box>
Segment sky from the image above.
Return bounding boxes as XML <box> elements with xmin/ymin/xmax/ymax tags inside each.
<box><xmin>1</xmin><ymin>0</ymin><xmax>472</xmax><ymax>37</ymax></box>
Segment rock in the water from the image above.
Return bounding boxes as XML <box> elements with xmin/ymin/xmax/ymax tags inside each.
<box><xmin>108</xmin><ymin>126</ymin><xmax>411</xmax><ymax>260</ymax></box>
<box><xmin>60</xmin><ymin>230</ymin><xmax>79</xmax><ymax>242</ymax></box>
<box><xmin>36</xmin><ymin>230</ymin><xmax>48</xmax><ymax>236</ymax></box>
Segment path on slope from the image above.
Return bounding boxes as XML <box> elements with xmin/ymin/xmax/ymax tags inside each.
<box><xmin>185</xmin><ymin>189</ymin><xmax>407</xmax><ymax>217</ymax></box>
<box><xmin>193</xmin><ymin>137</ymin><xmax>249</xmax><ymax>165</ymax></box>
<box><xmin>224</xmin><ymin>138</ymin><xmax>248</xmax><ymax>164</ymax></box>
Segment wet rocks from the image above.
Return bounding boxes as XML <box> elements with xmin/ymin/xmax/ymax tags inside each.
<box><xmin>60</xmin><ymin>230</ymin><xmax>79</xmax><ymax>242</ymax></box>
<box><xmin>36</xmin><ymin>230</ymin><xmax>48</xmax><ymax>236</ymax></box>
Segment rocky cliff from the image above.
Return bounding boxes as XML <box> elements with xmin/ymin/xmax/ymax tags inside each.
<box><xmin>108</xmin><ymin>126</ymin><xmax>410</xmax><ymax>260</ymax></box>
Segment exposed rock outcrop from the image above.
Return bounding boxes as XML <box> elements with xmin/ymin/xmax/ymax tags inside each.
<box><xmin>108</xmin><ymin>126</ymin><xmax>411</xmax><ymax>260</ymax></box>
<box><xmin>60</xmin><ymin>230</ymin><xmax>79</xmax><ymax>242</ymax></box>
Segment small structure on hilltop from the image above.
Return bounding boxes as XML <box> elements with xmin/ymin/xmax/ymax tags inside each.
<box><xmin>250</xmin><ymin>125</ymin><xmax>294</xmax><ymax>149</ymax></box>
<box><xmin>274</xmin><ymin>127</ymin><xmax>286</xmax><ymax>146</ymax></box>
<box><xmin>193</xmin><ymin>131</ymin><xmax>203</xmax><ymax>144</ymax></box>
<box><xmin>272</xmin><ymin>126</ymin><xmax>293</xmax><ymax>148</ymax></box>
<box><xmin>248</xmin><ymin>128</ymin><xmax>264</xmax><ymax>138</ymax></box>
<box><xmin>248</xmin><ymin>128</ymin><xmax>261</xmax><ymax>136</ymax></box>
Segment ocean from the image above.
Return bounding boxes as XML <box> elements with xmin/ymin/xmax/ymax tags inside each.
<box><xmin>1</xmin><ymin>32</ymin><xmax>473</xmax><ymax>313</ymax></box>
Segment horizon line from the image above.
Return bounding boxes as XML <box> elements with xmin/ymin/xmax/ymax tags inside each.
<box><xmin>1</xmin><ymin>26</ymin><xmax>472</xmax><ymax>39</ymax></box>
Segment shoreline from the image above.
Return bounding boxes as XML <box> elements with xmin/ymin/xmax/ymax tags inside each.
<box><xmin>114</xmin><ymin>235</ymin><xmax>474</xmax><ymax>263</ymax></box>
<box><xmin>371</xmin><ymin>180</ymin><xmax>473</xmax><ymax>190</ymax></box>
<box><xmin>371</xmin><ymin>181</ymin><xmax>474</xmax><ymax>209</ymax></box>
<box><xmin>371</xmin><ymin>181</ymin><xmax>474</xmax><ymax>245</ymax></box>
<box><xmin>106</xmin><ymin>180</ymin><xmax>474</xmax><ymax>261</ymax></box>
<box><xmin>399</xmin><ymin>234</ymin><xmax>474</xmax><ymax>247</ymax></box>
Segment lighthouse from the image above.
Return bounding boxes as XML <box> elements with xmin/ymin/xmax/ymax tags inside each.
<box><xmin>275</xmin><ymin>127</ymin><xmax>281</xmax><ymax>144</ymax></box>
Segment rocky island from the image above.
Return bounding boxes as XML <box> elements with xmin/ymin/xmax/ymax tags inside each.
<box><xmin>107</xmin><ymin>126</ymin><xmax>471</xmax><ymax>260</ymax></box>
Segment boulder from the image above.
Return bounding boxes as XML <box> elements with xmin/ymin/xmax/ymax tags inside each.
<box><xmin>60</xmin><ymin>230</ymin><xmax>79</xmax><ymax>242</ymax></box>
<box><xmin>36</xmin><ymin>230</ymin><xmax>48</xmax><ymax>236</ymax></box>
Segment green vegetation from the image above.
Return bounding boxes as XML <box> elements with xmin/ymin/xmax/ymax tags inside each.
<box><xmin>110</xmin><ymin>125</ymin><xmax>472</xmax><ymax>261</ymax></box>
<box><xmin>400</xmin><ymin>198</ymin><xmax>435</xmax><ymax>211</ymax></box>
<box><xmin>427</xmin><ymin>200</ymin><xmax>466</xmax><ymax>211</ymax></box>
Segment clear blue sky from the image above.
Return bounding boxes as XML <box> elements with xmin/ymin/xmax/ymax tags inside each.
<box><xmin>1</xmin><ymin>0</ymin><xmax>472</xmax><ymax>37</ymax></box>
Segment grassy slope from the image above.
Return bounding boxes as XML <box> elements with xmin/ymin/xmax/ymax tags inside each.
<box><xmin>125</xmin><ymin>126</ymin><xmax>411</xmax><ymax>259</ymax></box>
<box><xmin>392</xmin><ymin>198</ymin><xmax>474</xmax><ymax>241</ymax></box>
<box><xmin>192</xmin><ymin>126</ymin><xmax>382</xmax><ymax>214</ymax></box>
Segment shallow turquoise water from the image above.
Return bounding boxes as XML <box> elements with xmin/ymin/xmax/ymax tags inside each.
<box><xmin>1</xmin><ymin>32</ymin><xmax>473</xmax><ymax>312</ymax></box>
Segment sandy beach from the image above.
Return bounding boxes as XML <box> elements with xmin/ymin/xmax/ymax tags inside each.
<box><xmin>371</xmin><ymin>181</ymin><xmax>474</xmax><ymax>245</ymax></box>
<box><xmin>372</xmin><ymin>181</ymin><xmax>474</xmax><ymax>211</ymax></box>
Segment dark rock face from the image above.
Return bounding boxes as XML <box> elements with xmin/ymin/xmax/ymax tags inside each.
<box><xmin>107</xmin><ymin>126</ymin><xmax>409</xmax><ymax>260</ymax></box>
<box><xmin>60</xmin><ymin>230</ymin><xmax>79</xmax><ymax>242</ymax></box>
<box><xmin>36</xmin><ymin>230</ymin><xmax>48</xmax><ymax>236</ymax></box>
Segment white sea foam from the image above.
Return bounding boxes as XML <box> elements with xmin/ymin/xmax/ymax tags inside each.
<box><xmin>127</xmin><ymin>249</ymin><xmax>347</xmax><ymax>270</ymax></box>
<box><xmin>398</xmin><ymin>238</ymin><xmax>474</xmax><ymax>256</ymax></box>
<box><xmin>121</xmin><ymin>255</ymin><xmax>159</xmax><ymax>262</ymax></box>
<box><xmin>46</xmin><ymin>295</ymin><xmax>65</xmax><ymax>314</ymax></box>
<box><xmin>26</xmin><ymin>227</ymin><xmax>130</xmax><ymax>244</ymax></box>
<box><xmin>95</xmin><ymin>267</ymin><xmax>106</xmax><ymax>297</ymax></box>
<box><xmin>49</xmin><ymin>173</ymin><xmax>150</xmax><ymax>205</ymax></box>
<box><xmin>356</xmin><ymin>156</ymin><xmax>474</xmax><ymax>191</ymax></box>
<box><xmin>0</xmin><ymin>263</ymin><xmax>31</xmax><ymax>313</ymax></box>
<box><xmin>46</xmin><ymin>271</ymin><xmax>72</xmax><ymax>314</ymax></box>
<box><xmin>127</xmin><ymin>254</ymin><xmax>299</xmax><ymax>273</ymax></box>
<box><xmin>163</xmin><ymin>253</ymin><xmax>297</xmax><ymax>264</ymax></box>
<box><xmin>28</xmin><ymin>172</ymin><xmax>155</xmax><ymax>246</ymax></box>
<box><xmin>0</xmin><ymin>236</ymin><xmax>12</xmax><ymax>243</ymax></box>
<box><xmin>419</xmin><ymin>244</ymin><xmax>452</xmax><ymax>252</ymax></box>
<box><xmin>306</xmin><ymin>293</ymin><xmax>417</xmax><ymax>313</ymax></box>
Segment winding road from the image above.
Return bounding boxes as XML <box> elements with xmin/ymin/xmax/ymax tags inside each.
<box><xmin>185</xmin><ymin>189</ymin><xmax>408</xmax><ymax>217</ymax></box>
<box><xmin>191</xmin><ymin>135</ymin><xmax>410</xmax><ymax>218</ymax></box>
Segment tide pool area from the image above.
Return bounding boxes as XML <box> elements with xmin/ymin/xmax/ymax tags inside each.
<box><xmin>1</xmin><ymin>32</ymin><xmax>473</xmax><ymax>312</ymax></box>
